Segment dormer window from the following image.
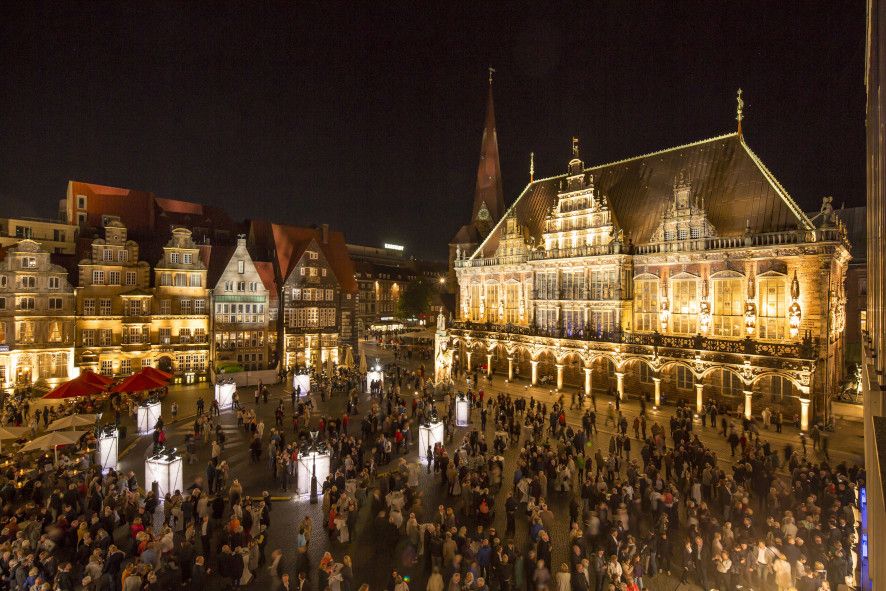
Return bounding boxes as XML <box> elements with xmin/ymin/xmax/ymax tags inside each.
<box><xmin>183</xmin><ymin>253</ymin><xmax>193</xmax><ymax>264</ymax></box>
<box><xmin>678</xmin><ymin>228</ymin><xmax>688</xmax><ymax>240</ymax></box>
<box><xmin>170</xmin><ymin>252</ymin><xmax>180</xmax><ymax>264</ymax></box>
<box><xmin>690</xmin><ymin>227</ymin><xmax>701</xmax><ymax>239</ymax></box>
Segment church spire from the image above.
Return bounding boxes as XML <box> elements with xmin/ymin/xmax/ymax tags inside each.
<box><xmin>471</xmin><ymin>69</ymin><xmax>505</xmax><ymax>227</ymax></box>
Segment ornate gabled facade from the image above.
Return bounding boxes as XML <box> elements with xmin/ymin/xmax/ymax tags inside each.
<box><xmin>0</xmin><ymin>240</ymin><xmax>76</xmax><ymax>388</ymax></box>
<box><xmin>75</xmin><ymin>220</ymin><xmax>152</xmax><ymax>377</ymax></box>
<box><xmin>210</xmin><ymin>237</ymin><xmax>270</xmax><ymax>372</ymax></box>
<box><xmin>150</xmin><ymin>227</ymin><xmax>210</xmax><ymax>381</ymax></box>
<box><xmin>280</xmin><ymin>238</ymin><xmax>347</xmax><ymax>369</ymax></box>
<box><xmin>438</xmin><ymin>129</ymin><xmax>851</xmax><ymax>429</ymax></box>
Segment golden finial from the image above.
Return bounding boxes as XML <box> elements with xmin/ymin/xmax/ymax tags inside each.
<box><xmin>529</xmin><ymin>152</ymin><xmax>535</xmax><ymax>182</ymax></box>
<box><xmin>736</xmin><ymin>88</ymin><xmax>744</xmax><ymax>137</ymax></box>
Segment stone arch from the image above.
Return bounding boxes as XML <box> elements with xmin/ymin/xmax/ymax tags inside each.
<box><xmin>621</xmin><ymin>356</ymin><xmax>657</xmax><ymax>401</ymax></box>
<box><xmin>535</xmin><ymin>348</ymin><xmax>558</xmax><ymax>387</ymax></box>
<box><xmin>700</xmin><ymin>366</ymin><xmax>747</xmax><ymax>413</ymax></box>
<box><xmin>659</xmin><ymin>359</ymin><xmax>696</xmax><ymax>407</ymax></box>
<box><xmin>750</xmin><ymin>372</ymin><xmax>803</xmax><ymax>418</ymax></box>
<box><xmin>560</xmin><ymin>351</ymin><xmax>584</xmax><ymax>388</ymax></box>
<box><xmin>589</xmin><ymin>355</ymin><xmax>618</xmax><ymax>396</ymax></box>
<box><xmin>509</xmin><ymin>344</ymin><xmax>533</xmax><ymax>382</ymax></box>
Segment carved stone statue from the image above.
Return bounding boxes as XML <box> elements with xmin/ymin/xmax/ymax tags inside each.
<box><xmin>437</xmin><ymin>311</ymin><xmax>446</xmax><ymax>331</ymax></box>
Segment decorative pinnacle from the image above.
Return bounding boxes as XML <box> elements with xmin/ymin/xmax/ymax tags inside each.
<box><xmin>529</xmin><ymin>152</ymin><xmax>535</xmax><ymax>181</ymax></box>
<box><xmin>736</xmin><ymin>88</ymin><xmax>744</xmax><ymax>136</ymax></box>
<box><xmin>488</xmin><ymin>66</ymin><xmax>495</xmax><ymax>85</ymax></box>
<box><xmin>571</xmin><ymin>137</ymin><xmax>580</xmax><ymax>159</ymax></box>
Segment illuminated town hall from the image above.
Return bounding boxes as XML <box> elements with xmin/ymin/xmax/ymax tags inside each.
<box><xmin>438</xmin><ymin>88</ymin><xmax>851</xmax><ymax>429</ymax></box>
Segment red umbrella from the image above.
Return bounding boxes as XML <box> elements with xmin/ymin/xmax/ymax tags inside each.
<box><xmin>43</xmin><ymin>375</ymin><xmax>105</xmax><ymax>400</ymax></box>
<box><xmin>138</xmin><ymin>366</ymin><xmax>172</xmax><ymax>382</ymax></box>
<box><xmin>79</xmin><ymin>369</ymin><xmax>113</xmax><ymax>387</ymax></box>
<box><xmin>111</xmin><ymin>371</ymin><xmax>167</xmax><ymax>393</ymax></box>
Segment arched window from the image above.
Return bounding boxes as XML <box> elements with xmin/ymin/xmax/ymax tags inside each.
<box><xmin>758</xmin><ymin>276</ymin><xmax>786</xmax><ymax>339</ymax></box>
<box><xmin>712</xmin><ymin>277</ymin><xmax>744</xmax><ymax>337</ymax></box>
<box><xmin>671</xmin><ymin>278</ymin><xmax>699</xmax><ymax>334</ymax></box>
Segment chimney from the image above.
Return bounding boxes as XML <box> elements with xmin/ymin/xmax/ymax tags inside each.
<box><xmin>321</xmin><ymin>223</ymin><xmax>329</xmax><ymax>245</ymax></box>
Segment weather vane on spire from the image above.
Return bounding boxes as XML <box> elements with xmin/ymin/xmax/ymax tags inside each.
<box><xmin>571</xmin><ymin>137</ymin><xmax>580</xmax><ymax>159</ymax></box>
<box><xmin>736</xmin><ymin>88</ymin><xmax>744</xmax><ymax>136</ymax></box>
<box><xmin>488</xmin><ymin>66</ymin><xmax>495</xmax><ymax>85</ymax></box>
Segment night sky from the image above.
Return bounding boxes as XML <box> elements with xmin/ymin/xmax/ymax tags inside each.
<box><xmin>0</xmin><ymin>2</ymin><xmax>866</xmax><ymax>260</ymax></box>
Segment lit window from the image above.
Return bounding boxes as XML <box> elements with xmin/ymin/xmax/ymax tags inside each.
<box><xmin>238</xmin><ymin>260</ymin><xmax>245</xmax><ymax>274</ymax></box>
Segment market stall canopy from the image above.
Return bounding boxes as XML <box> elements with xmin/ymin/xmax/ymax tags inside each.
<box><xmin>20</xmin><ymin>430</ymin><xmax>87</xmax><ymax>453</ymax></box>
<box><xmin>0</xmin><ymin>426</ymin><xmax>29</xmax><ymax>441</ymax></box>
<box><xmin>46</xmin><ymin>414</ymin><xmax>101</xmax><ymax>432</ymax></box>
<box><xmin>400</xmin><ymin>328</ymin><xmax>436</xmax><ymax>342</ymax></box>
<box><xmin>0</xmin><ymin>426</ymin><xmax>29</xmax><ymax>453</ymax></box>
<box><xmin>139</xmin><ymin>366</ymin><xmax>172</xmax><ymax>382</ymax></box>
<box><xmin>79</xmin><ymin>369</ymin><xmax>113</xmax><ymax>387</ymax></box>
<box><xmin>359</xmin><ymin>354</ymin><xmax>367</xmax><ymax>373</ymax></box>
<box><xmin>43</xmin><ymin>375</ymin><xmax>106</xmax><ymax>400</ymax></box>
<box><xmin>112</xmin><ymin>371</ymin><xmax>167</xmax><ymax>393</ymax></box>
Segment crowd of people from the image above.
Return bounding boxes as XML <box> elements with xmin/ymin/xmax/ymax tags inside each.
<box><xmin>0</xmin><ymin>355</ymin><xmax>864</xmax><ymax>591</ymax></box>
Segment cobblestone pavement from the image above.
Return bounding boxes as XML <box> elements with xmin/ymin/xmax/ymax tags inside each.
<box><xmin>105</xmin><ymin>339</ymin><xmax>863</xmax><ymax>591</ymax></box>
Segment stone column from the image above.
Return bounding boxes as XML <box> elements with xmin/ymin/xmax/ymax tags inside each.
<box><xmin>507</xmin><ymin>356</ymin><xmax>514</xmax><ymax>381</ymax></box>
<box><xmin>800</xmin><ymin>398</ymin><xmax>811</xmax><ymax>432</ymax></box>
<box><xmin>531</xmin><ymin>360</ymin><xmax>539</xmax><ymax>386</ymax></box>
<box><xmin>466</xmin><ymin>351</ymin><xmax>472</xmax><ymax>372</ymax></box>
<box><xmin>744</xmin><ymin>390</ymin><xmax>753</xmax><ymax>420</ymax></box>
<box><xmin>695</xmin><ymin>382</ymin><xmax>704</xmax><ymax>414</ymax></box>
<box><xmin>486</xmin><ymin>354</ymin><xmax>493</xmax><ymax>377</ymax></box>
<box><xmin>556</xmin><ymin>363</ymin><xmax>565</xmax><ymax>391</ymax></box>
<box><xmin>615</xmin><ymin>371</ymin><xmax>624</xmax><ymax>400</ymax></box>
<box><xmin>584</xmin><ymin>367</ymin><xmax>592</xmax><ymax>397</ymax></box>
<box><xmin>653</xmin><ymin>377</ymin><xmax>661</xmax><ymax>406</ymax></box>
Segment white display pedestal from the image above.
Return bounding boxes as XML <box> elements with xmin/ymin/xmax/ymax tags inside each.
<box><xmin>418</xmin><ymin>421</ymin><xmax>445</xmax><ymax>460</ymax></box>
<box><xmin>137</xmin><ymin>402</ymin><xmax>162</xmax><ymax>435</ymax></box>
<box><xmin>145</xmin><ymin>453</ymin><xmax>183</xmax><ymax>499</ymax></box>
<box><xmin>296</xmin><ymin>451</ymin><xmax>330</xmax><ymax>497</ymax></box>
<box><xmin>97</xmin><ymin>428</ymin><xmax>118</xmax><ymax>473</ymax></box>
<box><xmin>215</xmin><ymin>382</ymin><xmax>236</xmax><ymax>410</ymax></box>
<box><xmin>365</xmin><ymin>370</ymin><xmax>384</xmax><ymax>394</ymax></box>
<box><xmin>455</xmin><ymin>398</ymin><xmax>470</xmax><ymax>427</ymax></box>
<box><xmin>293</xmin><ymin>374</ymin><xmax>311</xmax><ymax>398</ymax></box>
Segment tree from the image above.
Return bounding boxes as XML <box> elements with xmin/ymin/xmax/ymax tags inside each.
<box><xmin>397</xmin><ymin>278</ymin><xmax>436</xmax><ymax>318</ymax></box>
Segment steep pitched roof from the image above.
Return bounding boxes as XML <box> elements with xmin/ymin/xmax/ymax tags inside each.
<box><xmin>204</xmin><ymin>243</ymin><xmax>237</xmax><ymax>288</ymax></box>
<box><xmin>471</xmin><ymin>81</ymin><xmax>505</xmax><ymax>223</ymax></box>
<box><xmin>250</xmin><ymin>220</ymin><xmax>357</xmax><ymax>293</ymax></box>
<box><xmin>472</xmin><ymin>133</ymin><xmax>814</xmax><ymax>258</ymax></box>
<box><xmin>253</xmin><ymin>261</ymin><xmax>278</xmax><ymax>305</ymax></box>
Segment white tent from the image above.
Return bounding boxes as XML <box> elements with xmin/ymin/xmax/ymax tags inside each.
<box><xmin>46</xmin><ymin>414</ymin><xmax>101</xmax><ymax>432</ymax></box>
<box><xmin>0</xmin><ymin>426</ymin><xmax>29</xmax><ymax>453</ymax></box>
<box><xmin>20</xmin><ymin>431</ymin><xmax>87</xmax><ymax>463</ymax></box>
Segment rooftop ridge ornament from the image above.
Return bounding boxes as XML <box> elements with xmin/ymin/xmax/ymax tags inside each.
<box><xmin>736</xmin><ymin>88</ymin><xmax>745</xmax><ymax>137</ymax></box>
<box><xmin>488</xmin><ymin>65</ymin><xmax>495</xmax><ymax>85</ymax></box>
<box><xmin>529</xmin><ymin>152</ymin><xmax>535</xmax><ymax>182</ymax></box>
<box><xmin>571</xmin><ymin>137</ymin><xmax>580</xmax><ymax>160</ymax></box>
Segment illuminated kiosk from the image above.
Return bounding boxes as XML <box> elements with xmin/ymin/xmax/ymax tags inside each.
<box><xmin>418</xmin><ymin>407</ymin><xmax>445</xmax><ymax>460</ymax></box>
<box><xmin>455</xmin><ymin>393</ymin><xmax>471</xmax><ymax>427</ymax></box>
<box><xmin>296</xmin><ymin>431</ymin><xmax>330</xmax><ymax>499</ymax></box>
<box><xmin>293</xmin><ymin>374</ymin><xmax>311</xmax><ymax>399</ymax></box>
<box><xmin>137</xmin><ymin>400</ymin><xmax>162</xmax><ymax>435</ymax></box>
<box><xmin>145</xmin><ymin>447</ymin><xmax>183</xmax><ymax>499</ymax></box>
<box><xmin>96</xmin><ymin>425</ymin><xmax>118</xmax><ymax>473</ymax></box>
<box><xmin>365</xmin><ymin>363</ymin><xmax>384</xmax><ymax>394</ymax></box>
<box><xmin>215</xmin><ymin>380</ymin><xmax>236</xmax><ymax>410</ymax></box>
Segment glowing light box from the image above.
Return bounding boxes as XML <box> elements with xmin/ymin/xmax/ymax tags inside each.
<box><xmin>215</xmin><ymin>381</ymin><xmax>236</xmax><ymax>410</ymax></box>
<box><xmin>455</xmin><ymin>398</ymin><xmax>470</xmax><ymax>427</ymax></box>
<box><xmin>418</xmin><ymin>421</ymin><xmax>444</xmax><ymax>460</ymax></box>
<box><xmin>145</xmin><ymin>453</ymin><xmax>183</xmax><ymax>499</ymax></box>
<box><xmin>137</xmin><ymin>401</ymin><xmax>162</xmax><ymax>435</ymax></box>
<box><xmin>296</xmin><ymin>451</ymin><xmax>330</xmax><ymax>497</ymax></box>
<box><xmin>97</xmin><ymin>427</ymin><xmax>118</xmax><ymax>473</ymax></box>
